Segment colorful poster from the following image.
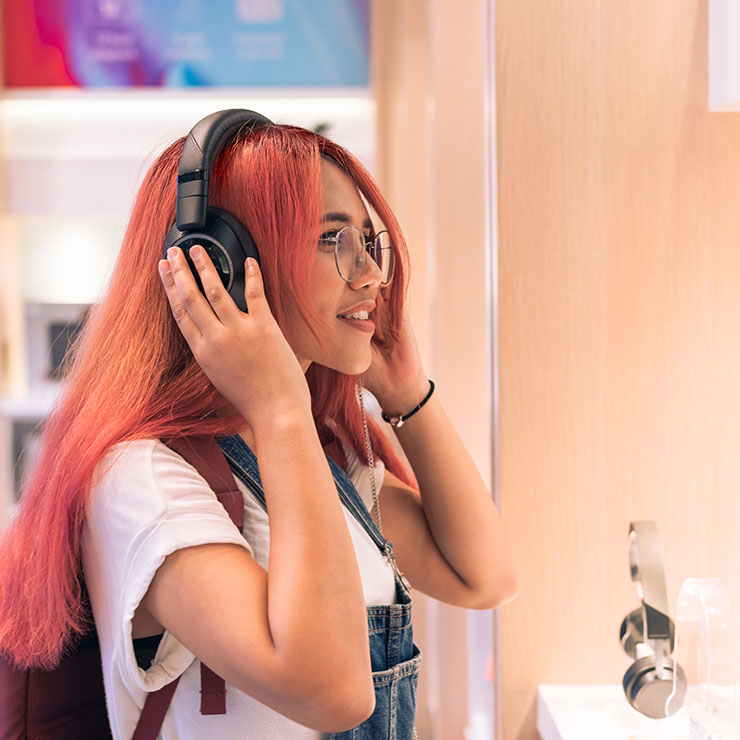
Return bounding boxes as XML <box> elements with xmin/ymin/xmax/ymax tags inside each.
<box><xmin>3</xmin><ymin>0</ymin><xmax>369</xmax><ymax>87</ymax></box>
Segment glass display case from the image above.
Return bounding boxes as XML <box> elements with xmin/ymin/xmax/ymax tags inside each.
<box><xmin>673</xmin><ymin>578</ymin><xmax>739</xmax><ymax>739</ymax></box>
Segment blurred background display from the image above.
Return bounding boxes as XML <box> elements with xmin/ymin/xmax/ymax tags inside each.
<box><xmin>3</xmin><ymin>0</ymin><xmax>370</xmax><ymax>87</ymax></box>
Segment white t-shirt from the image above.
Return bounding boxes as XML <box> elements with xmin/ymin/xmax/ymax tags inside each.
<box><xmin>81</xmin><ymin>437</ymin><xmax>395</xmax><ymax>740</ymax></box>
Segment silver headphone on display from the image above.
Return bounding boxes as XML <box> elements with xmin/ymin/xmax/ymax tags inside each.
<box><xmin>619</xmin><ymin>521</ymin><xmax>687</xmax><ymax>718</ymax></box>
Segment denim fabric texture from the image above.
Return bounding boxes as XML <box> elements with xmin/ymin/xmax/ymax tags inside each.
<box><xmin>216</xmin><ymin>435</ymin><xmax>422</xmax><ymax>739</ymax></box>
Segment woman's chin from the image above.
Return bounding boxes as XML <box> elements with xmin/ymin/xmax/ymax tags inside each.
<box><xmin>343</xmin><ymin>361</ymin><xmax>372</xmax><ymax>376</ymax></box>
<box><xmin>325</xmin><ymin>352</ymin><xmax>372</xmax><ymax>377</ymax></box>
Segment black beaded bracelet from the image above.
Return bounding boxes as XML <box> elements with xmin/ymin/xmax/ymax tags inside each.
<box><xmin>381</xmin><ymin>380</ymin><xmax>435</xmax><ymax>428</ymax></box>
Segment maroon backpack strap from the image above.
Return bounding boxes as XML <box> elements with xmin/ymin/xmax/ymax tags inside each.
<box><xmin>166</xmin><ymin>435</ymin><xmax>244</xmax><ymax>529</ymax></box>
<box><xmin>132</xmin><ymin>436</ymin><xmax>243</xmax><ymax>738</ymax></box>
<box><xmin>199</xmin><ymin>662</ymin><xmax>228</xmax><ymax>714</ymax></box>
<box><xmin>131</xmin><ymin>675</ymin><xmax>181</xmax><ymax>740</ymax></box>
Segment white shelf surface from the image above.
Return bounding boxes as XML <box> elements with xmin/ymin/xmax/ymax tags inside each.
<box><xmin>537</xmin><ymin>685</ymin><xmax>689</xmax><ymax>740</ymax></box>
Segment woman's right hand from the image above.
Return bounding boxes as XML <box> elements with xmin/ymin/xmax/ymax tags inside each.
<box><xmin>158</xmin><ymin>245</ymin><xmax>311</xmax><ymax>427</ymax></box>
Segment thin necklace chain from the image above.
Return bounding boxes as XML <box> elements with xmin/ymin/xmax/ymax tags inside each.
<box><xmin>357</xmin><ymin>380</ymin><xmax>383</xmax><ymax>536</ymax></box>
<box><xmin>356</xmin><ymin>378</ymin><xmax>410</xmax><ymax>594</ymax></box>
<box><xmin>356</xmin><ymin>379</ymin><xmax>419</xmax><ymax>740</ymax></box>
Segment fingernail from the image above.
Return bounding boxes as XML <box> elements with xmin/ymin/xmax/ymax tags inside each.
<box><xmin>167</xmin><ymin>247</ymin><xmax>178</xmax><ymax>260</ymax></box>
<box><xmin>158</xmin><ymin>260</ymin><xmax>170</xmax><ymax>275</ymax></box>
<box><xmin>190</xmin><ymin>245</ymin><xmax>203</xmax><ymax>260</ymax></box>
<box><xmin>247</xmin><ymin>257</ymin><xmax>256</xmax><ymax>271</ymax></box>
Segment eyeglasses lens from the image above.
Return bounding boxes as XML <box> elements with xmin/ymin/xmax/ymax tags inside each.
<box><xmin>336</xmin><ymin>227</ymin><xmax>394</xmax><ymax>285</ymax></box>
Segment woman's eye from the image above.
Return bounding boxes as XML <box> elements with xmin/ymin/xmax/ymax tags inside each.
<box><xmin>317</xmin><ymin>231</ymin><xmax>339</xmax><ymax>253</ymax></box>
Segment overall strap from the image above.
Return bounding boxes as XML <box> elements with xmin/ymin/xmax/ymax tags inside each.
<box><xmin>132</xmin><ymin>436</ymin><xmax>241</xmax><ymax>740</ymax></box>
<box><xmin>324</xmin><ymin>455</ymin><xmax>387</xmax><ymax>551</ymax></box>
<box><xmin>217</xmin><ymin>434</ymin><xmax>388</xmax><ymax>553</ymax></box>
<box><xmin>216</xmin><ymin>435</ymin><xmax>268</xmax><ymax>513</ymax></box>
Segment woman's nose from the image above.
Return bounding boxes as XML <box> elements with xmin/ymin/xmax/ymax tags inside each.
<box><xmin>351</xmin><ymin>251</ymin><xmax>382</xmax><ymax>290</ymax></box>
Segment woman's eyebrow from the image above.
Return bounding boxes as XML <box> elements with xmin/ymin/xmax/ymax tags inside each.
<box><xmin>322</xmin><ymin>211</ymin><xmax>373</xmax><ymax>229</ymax></box>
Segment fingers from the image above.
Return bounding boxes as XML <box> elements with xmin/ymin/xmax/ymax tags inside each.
<box><xmin>158</xmin><ymin>247</ymin><xmax>272</xmax><ymax>334</ymax></box>
<box><xmin>159</xmin><ymin>245</ymin><xmax>239</xmax><ymax>332</ymax></box>
<box><xmin>243</xmin><ymin>257</ymin><xmax>270</xmax><ymax>319</ymax></box>
<box><xmin>158</xmin><ymin>253</ymin><xmax>202</xmax><ymax>344</ymax></box>
<box><xmin>186</xmin><ymin>244</ymin><xmax>241</xmax><ymax>324</ymax></box>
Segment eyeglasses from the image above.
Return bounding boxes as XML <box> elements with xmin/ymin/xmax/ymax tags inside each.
<box><xmin>318</xmin><ymin>226</ymin><xmax>394</xmax><ymax>285</ymax></box>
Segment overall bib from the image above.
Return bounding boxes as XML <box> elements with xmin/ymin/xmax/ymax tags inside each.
<box><xmin>217</xmin><ymin>435</ymin><xmax>422</xmax><ymax>740</ymax></box>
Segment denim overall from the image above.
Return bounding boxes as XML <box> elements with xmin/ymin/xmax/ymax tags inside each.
<box><xmin>216</xmin><ymin>435</ymin><xmax>422</xmax><ymax>740</ymax></box>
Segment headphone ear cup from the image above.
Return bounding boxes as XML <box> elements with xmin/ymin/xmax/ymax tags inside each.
<box><xmin>619</xmin><ymin>608</ymin><xmax>643</xmax><ymax>659</ymax></box>
<box><xmin>163</xmin><ymin>207</ymin><xmax>260</xmax><ymax>313</ymax></box>
<box><xmin>619</xmin><ymin>608</ymin><xmax>676</xmax><ymax>659</ymax></box>
<box><xmin>622</xmin><ymin>655</ymin><xmax>687</xmax><ymax>718</ymax></box>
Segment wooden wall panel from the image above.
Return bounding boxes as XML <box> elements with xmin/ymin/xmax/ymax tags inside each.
<box><xmin>496</xmin><ymin>2</ymin><xmax>740</xmax><ymax>738</ymax></box>
<box><xmin>374</xmin><ymin>1</ymin><xmax>492</xmax><ymax>738</ymax></box>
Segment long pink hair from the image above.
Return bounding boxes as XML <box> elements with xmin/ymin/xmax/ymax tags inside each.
<box><xmin>0</xmin><ymin>123</ymin><xmax>417</xmax><ymax>670</ymax></box>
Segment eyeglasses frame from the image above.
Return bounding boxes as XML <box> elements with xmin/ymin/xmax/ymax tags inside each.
<box><xmin>319</xmin><ymin>225</ymin><xmax>394</xmax><ymax>285</ymax></box>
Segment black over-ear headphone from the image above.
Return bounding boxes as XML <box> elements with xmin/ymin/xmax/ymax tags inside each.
<box><xmin>163</xmin><ymin>109</ymin><xmax>273</xmax><ymax>312</ymax></box>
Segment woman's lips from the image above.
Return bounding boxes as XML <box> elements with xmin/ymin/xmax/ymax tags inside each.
<box><xmin>338</xmin><ymin>316</ymin><xmax>375</xmax><ymax>333</ymax></box>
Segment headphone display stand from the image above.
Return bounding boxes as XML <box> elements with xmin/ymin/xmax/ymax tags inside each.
<box><xmin>672</xmin><ymin>577</ymin><xmax>739</xmax><ymax>739</ymax></box>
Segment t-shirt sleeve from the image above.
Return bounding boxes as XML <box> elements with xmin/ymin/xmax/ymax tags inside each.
<box><xmin>82</xmin><ymin>439</ymin><xmax>252</xmax><ymax>694</ymax></box>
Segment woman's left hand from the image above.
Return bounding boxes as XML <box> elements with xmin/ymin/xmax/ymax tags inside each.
<box><xmin>362</xmin><ymin>300</ymin><xmax>430</xmax><ymax>417</ymax></box>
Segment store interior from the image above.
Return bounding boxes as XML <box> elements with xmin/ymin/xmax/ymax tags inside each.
<box><xmin>0</xmin><ymin>2</ymin><xmax>495</xmax><ymax>739</ymax></box>
<box><xmin>4</xmin><ymin>2</ymin><xmax>740</xmax><ymax>739</ymax></box>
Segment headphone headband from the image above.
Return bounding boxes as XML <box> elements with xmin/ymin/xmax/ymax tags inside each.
<box><xmin>176</xmin><ymin>108</ymin><xmax>273</xmax><ymax>230</ymax></box>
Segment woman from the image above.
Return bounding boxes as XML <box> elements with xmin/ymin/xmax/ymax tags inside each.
<box><xmin>0</xmin><ymin>116</ymin><xmax>517</xmax><ymax>738</ymax></box>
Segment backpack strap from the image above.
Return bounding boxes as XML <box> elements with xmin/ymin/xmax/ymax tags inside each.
<box><xmin>166</xmin><ymin>436</ymin><xmax>244</xmax><ymax>530</ymax></box>
<box><xmin>131</xmin><ymin>677</ymin><xmax>180</xmax><ymax>740</ymax></box>
<box><xmin>132</xmin><ymin>436</ymin><xmax>242</xmax><ymax>739</ymax></box>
